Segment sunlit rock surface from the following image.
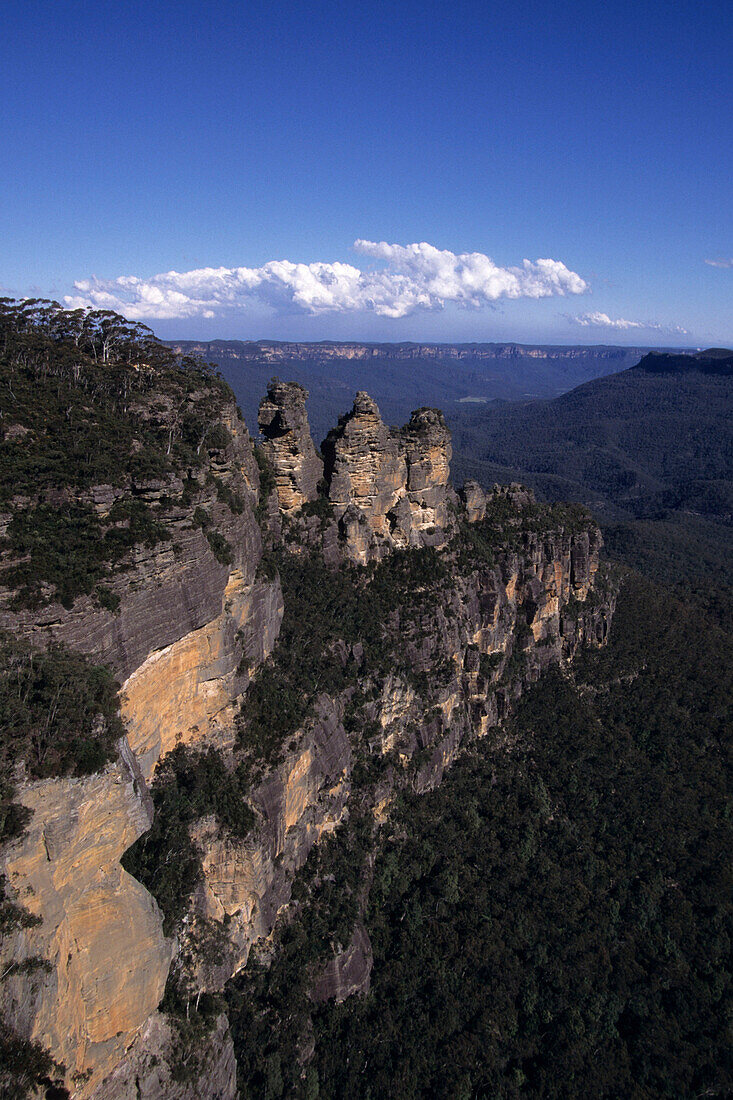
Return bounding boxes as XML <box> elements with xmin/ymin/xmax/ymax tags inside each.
<box><xmin>0</xmin><ymin>749</ymin><xmax>172</xmax><ymax>1095</ymax></box>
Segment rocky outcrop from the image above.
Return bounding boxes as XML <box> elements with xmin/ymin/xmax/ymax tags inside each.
<box><xmin>188</xmin><ymin>695</ymin><xmax>352</xmax><ymax>990</ymax></box>
<box><xmin>399</xmin><ymin>406</ymin><xmax>452</xmax><ymax>536</ymax></box>
<box><xmin>88</xmin><ymin>1011</ymin><xmax>237</xmax><ymax>1100</ymax></box>
<box><xmin>258</xmin><ymin>380</ymin><xmax>323</xmax><ymax>513</ymax></box>
<box><xmin>461</xmin><ymin>479</ymin><xmax>487</xmax><ymax>523</ymax></box>
<box><xmin>0</xmin><ymin>371</ymin><xmax>615</xmax><ymax>1099</ymax></box>
<box><xmin>0</xmin><ymin>394</ymin><xmax>283</xmax><ymax>1098</ymax></box>
<box><xmin>311</xmin><ymin>922</ymin><xmax>373</xmax><ymax>1003</ymax></box>
<box><xmin>0</xmin><ymin>401</ymin><xmax>265</xmax><ymax>683</ymax></box>
<box><xmin>323</xmin><ymin>392</ymin><xmax>408</xmax><ymax>549</ymax></box>
<box><xmin>121</xmin><ymin>571</ymin><xmax>282</xmax><ymax>779</ymax></box>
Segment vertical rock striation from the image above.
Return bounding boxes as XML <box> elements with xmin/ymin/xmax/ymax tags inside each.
<box><xmin>0</xmin><ymin>372</ymin><xmax>615</xmax><ymax>1099</ymax></box>
<box><xmin>319</xmin><ymin>392</ymin><xmax>454</xmax><ymax>562</ymax></box>
<box><xmin>87</xmin><ymin>1011</ymin><xmax>237</xmax><ymax>1100</ymax></box>
<box><xmin>399</xmin><ymin>406</ymin><xmax>453</xmax><ymax>539</ymax></box>
<box><xmin>0</xmin><ymin>390</ymin><xmax>283</xmax><ymax>1098</ymax></box>
<box><xmin>0</xmin><ymin>747</ymin><xmax>173</xmax><ymax>1095</ymax></box>
<box><xmin>258</xmin><ymin>380</ymin><xmax>323</xmax><ymax>513</ymax></box>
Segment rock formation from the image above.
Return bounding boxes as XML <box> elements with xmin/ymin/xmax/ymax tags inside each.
<box><xmin>460</xmin><ymin>479</ymin><xmax>488</xmax><ymax>523</ymax></box>
<box><xmin>399</xmin><ymin>406</ymin><xmax>452</xmax><ymax>536</ymax></box>
<box><xmin>1</xmin><ymin>750</ymin><xmax>172</xmax><ymax>1094</ymax></box>
<box><xmin>311</xmin><ymin>922</ymin><xmax>373</xmax><ymax>1004</ymax></box>
<box><xmin>318</xmin><ymin>392</ymin><xmax>454</xmax><ymax>562</ymax></box>
<box><xmin>322</xmin><ymin>392</ymin><xmax>409</xmax><ymax>550</ymax></box>
<box><xmin>87</xmin><ymin>1011</ymin><xmax>237</xmax><ymax>1100</ymax></box>
<box><xmin>0</xmin><ymin>383</ymin><xmax>283</xmax><ymax>1097</ymax></box>
<box><xmin>257</xmin><ymin>379</ymin><xmax>323</xmax><ymax>513</ymax></box>
<box><xmin>0</xmin><ymin>367</ymin><xmax>614</xmax><ymax>1100</ymax></box>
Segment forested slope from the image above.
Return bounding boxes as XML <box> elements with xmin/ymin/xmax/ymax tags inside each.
<box><xmin>450</xmin><ymin>350</ymin><xmax>733</xmax><ymax>586</ymax></box>
<box><xmin>227</xmin><ymin>571</ymin><xmax>732</xmax><ymax>1099</ymax></box>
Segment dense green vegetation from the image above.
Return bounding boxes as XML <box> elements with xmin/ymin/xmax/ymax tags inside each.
<box><xmin>122</xmin><ymin>745</ymin><xmax>257</xmax><ymax>935</ymax></box>
<box><xmin>226</xmin><ymin>812</ymin><xmax>375</xmax><ymax>1100</ymax></box>
<box><xmin>225</xmin><ymin>572</ymin><xmax>732</xmax><ymax>1098</ymax></box>
<box><xmin>0</xmin><ymin>630</ymin><xmax>121</xmax><ymax>1098</ymax></box>
<box><xmin>132</xmin><ymin>496</ymin><xmax>584</xmax><ymax>948</ymax></box>
<box><xmin>136</xmin><ymin>493</ymin><xmax>586</xmax><ymax>947</ymax></box>
<box><xmin>238</xmin><ymin>545</ymin><xmax>451</xmax><ymax>772</ymax></box>
<box><xmin>0</xmin><ymin>633</ymin><xmax>123</xmax><ymax>830</ymax></box>
<box><xmin>241</xmin><ymin>495</ymin><xmax>595</xmax><ymax>774</ymax></box>
<box><xmin>4</xmin><ymin>499</ymin><xmax>172</xmax><ymax>610</ymax></box>
<box><xmin>0</xmin><ymin>298</ymin><xmax>234</xmax><ymax>608</ymax></box>
<box><xmin>450</xmin><ymin>350</ymin><xmax>733</xmax><ymax>587</ymax></box>
<box><xmin>0</xmin><ymin>1017</ymin><xmax>63</xmax><ymax>1100</ymax></box>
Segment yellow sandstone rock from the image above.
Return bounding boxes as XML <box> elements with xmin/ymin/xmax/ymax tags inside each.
<box><xmin>0</xmin><ymin>754</ymin><xmax>173</xmax><ymax>1095</ymax></box>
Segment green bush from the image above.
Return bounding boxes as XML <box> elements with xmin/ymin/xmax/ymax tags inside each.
<box><xmin>122</xmin><ymin>745</ymin><xmax>257</xmax><ymax>936</ymax></box>
<box><xmin>0</xmin><ymin>1015</ymin><xmax>62</xmax><ymax>1100</ymax></box>
<box><xmin>0</xmin><ymin>634</ymin><xmax>122</xmax><ymax>783</ymax></box>
<box><xmin>0</xmin><ymin>298</ymin><xmax>237</xmax><ymax>609</ymax></box>
<box><xmin>254</xmin><ymin>445</ymin><xmax>276</xmax><ymax>523</ymax></box>
<box><xmin>205</xmin><ymin>529</ymin><xmax>233</xmax><ymax>564</ymax></box>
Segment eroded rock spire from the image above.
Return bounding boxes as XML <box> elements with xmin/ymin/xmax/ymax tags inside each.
<box><xmin>258</xmin><ymin>379</ymin><xmax>323</xmax><ymax>513</ymax></box>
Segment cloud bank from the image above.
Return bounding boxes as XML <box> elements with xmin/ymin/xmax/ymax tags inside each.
<box><xmin>64</xmin><ymin>240</ymin><xmax>588</xmax><ymax>322</ymax></box>
<box><xmin>568</xmin><ymin>311</ymin><xmax>688</xmax><ymax>336</ymax></box>
<box><xmin>705</xmin><ymin>257</ymin><xmax>733</xmax><ymax>269</ymax></box>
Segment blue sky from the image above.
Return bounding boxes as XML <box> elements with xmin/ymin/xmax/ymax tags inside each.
<box><xmin>2</xmin><ymin>0</ymin><xmax>730</xmax><ymax>345</ymax></box>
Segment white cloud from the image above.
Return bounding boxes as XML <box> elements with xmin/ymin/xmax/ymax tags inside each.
<box><xmin>705</xmin><ymin>257</ymin><xmax>733</xmax><ymax>269</ymax></box>
<box><xmin>567</xmin><ymin>311</ymin><xmax>688</xmax><ymax>335</ymax></box>
<box><xmin>63</xmin><ymin>240</ymin><xmax>588</xmax><ymax>322</ymax></box>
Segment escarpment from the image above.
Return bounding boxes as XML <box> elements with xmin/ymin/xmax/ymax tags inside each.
<box><xmin>1</xmin><ymin>752</ymin><xmax>173</xmax><ymax>1093</ymax></box>
<box><xmin>0</xmin><ymin>433</ymin><xmax>283</xmax><ymax>1096</ymax></box>
<box><xmin>0</xmin><ymin>303</ymin><xmax>284</xmax><ymax>1098</ymax></box>
<box><xmin>0</xmin><ymin>308</ymin><xmax>615</xmax><ymax>1100</ymax></box>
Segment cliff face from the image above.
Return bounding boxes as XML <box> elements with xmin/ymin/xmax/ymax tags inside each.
<box><xmin>0</xmin><ymin>750</ymin><xmax>172</xmax><ymax>1095</ymax></box>
<box><xmin>0</xmin><ymin>404</ymin><xmax>267</xmax><ymax>682</ymax></box>
<box><xmin>120</xmin><ymin>570</ymin><xmax>282</xmax><ymax>780</ymax></box>
<box><xmin>173</xmin><ymin>339</ymin><xmax>644</xmax><ymax>365</ymax></box>
<box><xmin>166</xmin><ymin>506</ymin><xmax>609</xmax><ymax>1005</ymax></box>
<box><xmin>87</xmin><ymin>1011</ymin><xmax>237</xmax><ymax>1100</ymax></box>
<box><xmin>399</xmin><ymin>406</ymin><xmax>453</xmax><ymax>535</ymax></box>
<box><xmin>317</xmin><ymin>391</ymin><xmax>453</xmax><ymax>562</ymax></box>
<box><xmin>0</xmin><ymin>387</ymin><xmax>283</xmax><ymax>1097</ymax></box>
<box><xmin>256</xmin><ymin>383</ymin><xmax>455</xmax><ymax>565</ymax></box>
<box><xmin>188</xmin><ymin>694</ymin><xmax>352</xmax><ymax>989</ymax></box>
<box><xmin>323</xmin><ymin>392</ymin><xmax>409</xmax><ymax>546</ymax></box>
<box><xmin>0</xmin><ymin>367</ymin><xmax>614</xmax><ymax>1100</ymax></box>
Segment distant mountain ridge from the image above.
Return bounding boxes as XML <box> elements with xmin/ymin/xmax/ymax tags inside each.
<box><xmin>169</xmin><ymin>339</ymin><xmax>690</xmax><ymax>445</ymax></box>
<box><xmin>632</xmin><ymin>347</ymin><xmax>733</xmax><ymax>376</ymax></box>
<box><xmin>173</xmin><ymin>337</ymin><xmax>685</xmax><ymax>366</ymax></box>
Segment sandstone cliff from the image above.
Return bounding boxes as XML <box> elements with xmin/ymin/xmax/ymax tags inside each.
<box><xmin>0</xmin><ymin>358</ymin><xmax>283</xmax><ymax>1097</ymax></box>
<box><xmin>173</xmin><ymin>338</ymin><xmax>643</xmax><ymax>365</ymax></box>
<box><xmin>161</xmin><ymin>489</ymin><xmax>610</xmax><ymax>1010</ymax></box>
<box><xmin>1</xmin><ymin>749</ymin><xmax>171</xmax><ymax>1095</ymax></box>
<box><xmin>0</xmin><ymin>352</ymin><xmax>614</xmax><ymax>1100</ymax></box>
